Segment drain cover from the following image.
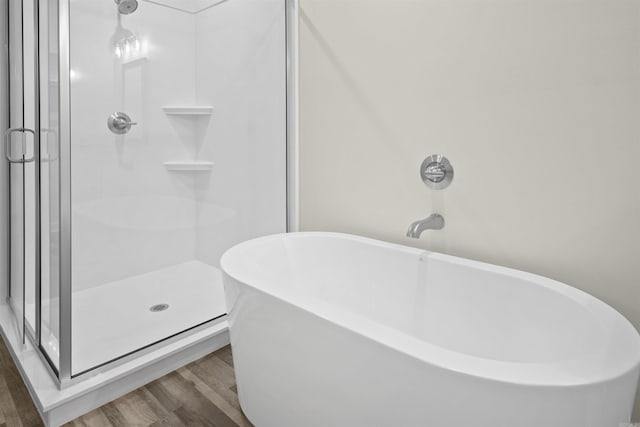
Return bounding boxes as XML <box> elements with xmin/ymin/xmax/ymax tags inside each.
<box><xmin>150</xmin><ymin>304</ymin><xmax>169</xmax><ymax>312</ymax></box>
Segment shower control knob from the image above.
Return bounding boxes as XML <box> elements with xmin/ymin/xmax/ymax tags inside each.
<box><xmin>108</xmin><ymin>112</ymin><xmax>138</xmax><ymax>135</ymax></box>
<box><xmin>423</xmin><ymin>163</ymin><xmax>447</xmax><ymax>183</ymax></box>
<box><xmin>420</xmin><ymin>154</ymin><xmax>454</xmax><ymax>190</ymax></box>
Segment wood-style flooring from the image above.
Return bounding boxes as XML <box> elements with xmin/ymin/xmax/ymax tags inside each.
<box><xmin>0</xmin><ymin>334</ymin><xmax>42</xmax><ymax>426</ymax></box>
<box><xmin>0</xmin><ymin>338</ymin><xmax>253</xmax><ymax>427</ymax></box>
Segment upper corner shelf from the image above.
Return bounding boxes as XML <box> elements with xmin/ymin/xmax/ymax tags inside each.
<box><xmin>121</xmin><ymin>56</ymin><xmax>148</xmax><ymax>66</ymax></box>
<box><xmin>162</xmin><ymin>106</ymin><xmax>214</xmax><ymax>116</ymax></box>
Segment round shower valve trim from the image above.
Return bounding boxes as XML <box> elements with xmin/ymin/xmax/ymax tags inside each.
<box><xmin>420</xmin><ymin>155</ymin><xmax>454</xmax><ymax>190</ymax></box>
<box><xmin>108</xmin><ymin>112</ymin><xmax>138</xmax><ymax>135</ymax></box>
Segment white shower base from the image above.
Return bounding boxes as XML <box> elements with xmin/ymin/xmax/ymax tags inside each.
<box><xmin>31</xmin><ymin>260</ymin><xmax>227</xmax><ymax>375</ymax></box>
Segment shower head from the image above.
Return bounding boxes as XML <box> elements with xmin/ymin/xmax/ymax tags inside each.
<box><xmin>115</xmin><ymin>0</ymin><xmax>138</xmax><ymax>15</ymax></box>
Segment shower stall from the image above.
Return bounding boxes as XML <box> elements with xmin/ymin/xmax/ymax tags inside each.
<box><xmin>2</xmin><ymin>0</ymin><xmax>293</xmax><ymax>402</ymax></box>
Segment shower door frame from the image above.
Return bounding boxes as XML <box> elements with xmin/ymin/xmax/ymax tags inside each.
<box><xmin>46</xmin><ymin>0</ymin><xmax>300</xmax><ymax>388</ymax></box>
<box><xmin>56</xmin><ymin>0</ymin><xmax>71</xmax><ymax>386</ymax></box>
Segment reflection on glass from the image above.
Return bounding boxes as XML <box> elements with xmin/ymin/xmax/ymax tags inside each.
<box><xmin>39</xmin><ymin>0</ymin><xmax>61</xmax><ymax>370</ymax></box>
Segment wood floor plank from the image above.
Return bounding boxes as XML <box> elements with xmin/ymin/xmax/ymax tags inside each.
<box><xmin>112</xmin><ymin>390</ymin><xmax>160</xmax><ymax>426</ymax></box>
<box><xmin>144</xmin><ymin>379</ymin><xmax>181</xmax><ymax>413</ymax></box>
<box><xmin>0</xmin><ymin>337</ymin><xmax>14</xmax><ymax>365</ymax></box>
<box><xmin>1</xmin><ymin>338</ymin><xmax>249</xmax><ymax>427</ymax></box>
<box><xmin>68</xmin><ymin>409</ymin><xmax>113</xmax><ymax>427</ymax></box>
<box><xmin>214</xmin><ymin>346</ymin><xmax>234</xmax><ymax>368</ymax></box>
<box><xmin>0</xmin><ymin>410</ymin><xmax>21</xmax><ymax>427</ymax></box>
<box><xmin>137</xmin><ymin>388</ymin><xmax>185</xmax><ymax>427</ymax></box>
<box><xmin>195</xmin><ymin>354</ymin><xmax>237</xmax><ymax>389</ymax></box>
<box><xmin>147</xmin><ymin>415</ymin><xmax>185</xmax><ymax>427</ymax></box>
<box><xmin>3</xmin><ymin>367</ymin><xmax>42</xmax><ymax>427</ymax></box>
<box><xmin>177</xmin><ymin>366</ymin><xmax>252</xmax><ymax>427</ymax></box>
<box><xmin>0</xmin><ymin>369</ymin><xmax>24</xmax><ymax>427</ymax></box>
<box><xmin>172</xmin><ymin>405</ymin><xmax>217</xmax><ymax>427</ymax></box>
<box><xmin>163</xmin><ymin>371</ymin><xmax>239</xmax><ymax>427</ymax></box>
<box><xmin>0</xmin><ymin>340</ymin><xmax>41</xmax><ymax>427</ymax></box>
<box><xmin>99</xmin><ymin>403</ymin><xmax>129</xmax><ymax>427</ymax></box>
<box><xmin>187</xmin><ymin>361</ymin><xmax>246</xmax><ymax>415</ymax></box>
<box><xmin>0</xmin><ymin>377</ymin><xmax>14</xmax><ymax>424</ymax></box>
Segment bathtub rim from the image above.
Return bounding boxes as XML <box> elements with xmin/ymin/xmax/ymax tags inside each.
<box><xmin>221</xmin><ymin>232</ymin><xmax>640</xmax><ymax>388</ymax></box>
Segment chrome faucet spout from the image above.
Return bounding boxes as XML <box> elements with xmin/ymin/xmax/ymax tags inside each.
<box><xmin>407</xmin><ymin>214</ymin><xmax>445</xmax><ymax>239</ymax></box>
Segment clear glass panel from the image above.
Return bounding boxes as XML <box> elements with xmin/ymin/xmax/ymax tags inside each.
<box><xmin>8</xmin><ymin>0</ymin><xmax>37</xmax><ymax>342</ymax></box>
<box><xmin>69</xmin><ymin>0</ymin><xmax>287</xmax><ymax>375</ymax></box>
<box><xmin>8</xmin><ymin>0</ymin><xmax>26</xmax><ymax>342</ymax></box>
<box><xmin>39</xmin><ymin>0</ymin><xmax>61</xmax><ymax>370</ymax></box>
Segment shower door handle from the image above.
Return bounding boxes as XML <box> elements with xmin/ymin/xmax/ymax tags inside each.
<box><xmin>5</xmin><ymin>128</ymin><xmax>36</xmax><ymax>163</ymax></box>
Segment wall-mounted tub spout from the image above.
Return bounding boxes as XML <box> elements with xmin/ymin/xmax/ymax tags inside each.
<box><xmin>407</xmin><ymin>213</ymin><xmax>444</xmax><ymax>239</ymax></box>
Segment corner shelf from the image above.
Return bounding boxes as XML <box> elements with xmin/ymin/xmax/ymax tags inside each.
<box><xmin>122</xmin><ymin>56</ymin><xmax>148</xmax><ymax>66</ymax></box>
<box><xmin>162</xmin><ymin>106</ymin><xmax>214</xmax><ymax>116</ymax></box>
<box><xmin>164</xmin><ymin>161</ymin><xmax>214</xmax><ymax>172</ymax></box>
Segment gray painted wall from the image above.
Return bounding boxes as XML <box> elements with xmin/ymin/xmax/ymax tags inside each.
<box><xmin>298</xmin><ymin>0</ymin><xmax>640</xmax><ymax>420</ymax></box>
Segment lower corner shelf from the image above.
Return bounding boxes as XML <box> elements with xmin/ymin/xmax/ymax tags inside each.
<box><xmin>163</xmin><ymin>161</ymin><xmax>214</xmax><ymax>172</ymax></box>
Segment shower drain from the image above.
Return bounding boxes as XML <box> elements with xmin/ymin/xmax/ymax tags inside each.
<box><xmin>149</xmin><ymin>304</ymin><xmax>170</xmax><ymax>312</ymax></box>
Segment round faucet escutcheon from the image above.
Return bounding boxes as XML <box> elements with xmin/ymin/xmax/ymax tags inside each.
<box><xmin>420</xmin><ymin>155</ymin><xmax>453</xmax><ymax>190</ymax></box>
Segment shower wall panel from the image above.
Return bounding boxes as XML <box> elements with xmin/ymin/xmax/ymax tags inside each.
<box><xmin>70</xmin><ymin>1</ymin><xmax>198</xmax><ymax>290</ymax></box>
<box><xmin>70</xmin><ymin>0</ymin><xmax>286</xmax><ymax>292</ymax></box>
<box><xmin>193</xmin><ymin>0</ymin><xmax>287</xmax><ymax>267</ymax></box>
<box><xmin>66</xmin><ymin>0</ymin><xmax>287</xmax><ymax>374</ymax></box>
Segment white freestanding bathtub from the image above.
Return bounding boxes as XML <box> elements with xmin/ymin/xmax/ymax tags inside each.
<box><xmin>221</xmin><ymin>233</ymin><xmax>640</xmax><ymax>427</ymax></box>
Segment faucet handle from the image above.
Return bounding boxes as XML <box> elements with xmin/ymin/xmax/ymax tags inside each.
<box><xmin>107</xmin><ymin>112</ymin><xmax>137</xmax><ymax>135</ymax></box>
<box><xmin>423</xmin><ymin>163</ymin><xmax>447</xmax><ymax>183</ymax></box>
<box><xmin>420</xmin><ymin>155</ymin><xmax>454</xmax><ymax>190</ymax></box>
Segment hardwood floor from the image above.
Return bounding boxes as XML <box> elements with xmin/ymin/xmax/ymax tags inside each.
<box><xmin>0</xmin><ymin>334</ymin><xmax>43</xmax><ymax>427</ymax></box>
<box><xmin>0</xmin><ymin>338</ymin><xmax>253</xmax><ymax>427</ymax></box>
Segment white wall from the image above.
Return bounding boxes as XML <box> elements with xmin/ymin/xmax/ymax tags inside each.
<box><xmin>298</xmin><ymin>0</ymin><xmax>640</xmax><ymax>420</ymax></box>
<box><xmin>0</xmin><ymin>1</ymin><xmax>8</xmax><ymax>303</ymax></box>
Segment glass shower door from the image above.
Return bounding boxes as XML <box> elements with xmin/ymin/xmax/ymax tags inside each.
<box><xmin>7</xmin><ymin>0</ymin><xmax>26</xmax><ymax>343</ymax></box>
<box><xmin>38</xmin><ymin>0</ymin><xmax>61</xmax><ymax>371</ymax></box>
<box><xmin>67</xmin><ymin>0</ymin><xmax>287</xmax><ymax>376</ymax></box>
<box><xmin>7</xmin><ymin>0</ymin><xmax>38</xmax><ymax>343</ymax></box>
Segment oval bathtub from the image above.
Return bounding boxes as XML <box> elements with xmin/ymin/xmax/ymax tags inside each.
<box><xmin>221</xmin><ymin>233</ymin><xmax>640</xmax><ymax>427</ymax></box>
